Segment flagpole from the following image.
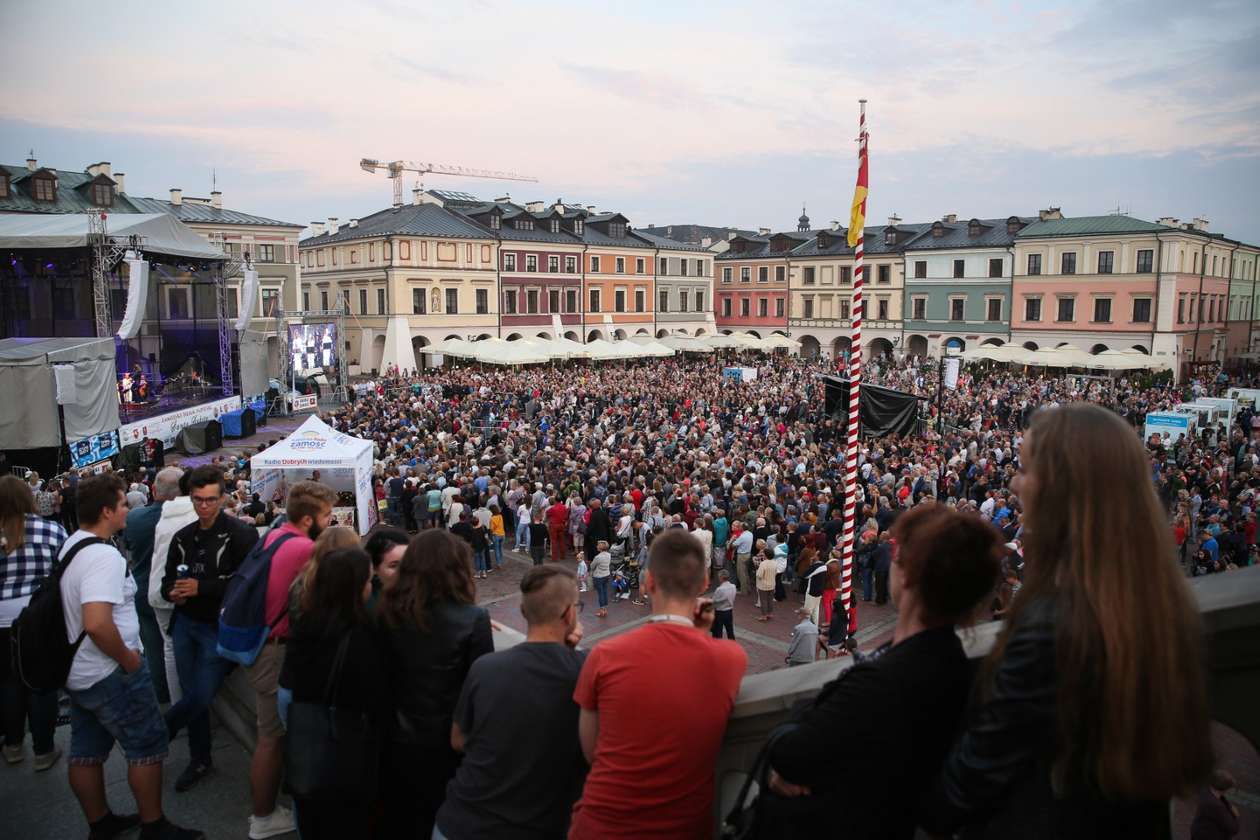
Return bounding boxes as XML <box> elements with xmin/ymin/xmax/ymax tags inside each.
<box><xmin>840</xmin><ymin>99</ymin><xmax>867</xmax><ymax>639</ymax></box>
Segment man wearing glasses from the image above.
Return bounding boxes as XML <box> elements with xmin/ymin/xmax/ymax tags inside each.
<box><xmin>160</xmin><ymin>466</ymin><xmax>258</xmax><ymax>792</ymax></box>
<box><xmin>435</xmin><ymin>565</ymin><xmax>586</xmax><ymax>840</ymax></box>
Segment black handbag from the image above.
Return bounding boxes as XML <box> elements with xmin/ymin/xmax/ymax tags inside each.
<box><xmin>722</xmin><ymin>724</ymin><xmax>833</xmax><ymax>840</ymax></box>
<box><xmin>283</xmin><ymin>634</ymin><xmax>380</xmax><ymax>800</ymax></box>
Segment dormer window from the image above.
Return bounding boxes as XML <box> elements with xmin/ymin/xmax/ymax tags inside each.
<box><xmin>515</xmin><ymin>219</ymin><xmax>534</xmax><ymax>231</ymax></box>
<box><xmin>31</xmin><ymin>174</ymin><xmax>56</xmax><ymax>202</ymax></box>
<box><xmin>884</xmin><ymin>228</ymin><xmax>896</xmax><ymax>245</ymax></box>
<box><xmin>731</xmin><ymin>240</ymin><xmax>746</xmax><ymax>254</ymax></box>
<box><xmin>0</xmin><ymin>174</ymin><xmax>8</xmax><ymax>198</ymax></box>
<box><xmin>574</xmin><ymin>219</ymin><xmax>584</xmax><ymax>235</ymax></box>
<box><xmin>931</xmin><ymin>222</ymin><xmax>945</xmax><ymax>238</ymax></box>
<box><xmin>92</xmin><ymin>182</ymin><xmax>113</xmax><ymax>207</ymax></box>
<box><xmin>968</xmin><ymin>219</ymin><xmax>982</xmax><ymax>236</ymax></box>
<box><xmin>817</xmin><ymin>232</ymin><xmax>830</xmax><ymax>249</ymax></box>
<box><xmin>609</xmin><ymin>222</ymin><xmax>626</xmax><ymax>238</ymax></box>
<box><xmin>1006</xmin><ymin>215</ymin><xmax>1022</xmax><ymax>234</ymax></box>
<box><xmin>550</xmin><ymin>219</ymin><xmax>560</xmax><ymax>233</ymax></box>
<box><xmin>489</xmin><ymin>214</ymin><xmax>501</xmax><ymax>230</ymax></box>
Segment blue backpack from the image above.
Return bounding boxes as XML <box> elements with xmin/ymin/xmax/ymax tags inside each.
<box><xmin>217</xmin><ymin>531</ymin><xmax>298</xmax><ymax>665</ymax></box>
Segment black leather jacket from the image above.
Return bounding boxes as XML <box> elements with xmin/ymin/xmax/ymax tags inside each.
<box><xmin>377</xmin><ymin>601</ymin><xmax>493</xmax><ymax>748</ymax></box>
<box><xmin>922</xmin><ymin>597</ymin><xmax>1170</xmax><ymax>839</ymax></box>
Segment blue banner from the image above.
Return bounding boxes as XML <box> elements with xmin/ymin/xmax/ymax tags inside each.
<box><xmin>69</xmin><ymin>430</ymin><xmax>121</xmax><ymax>470</ymax></box>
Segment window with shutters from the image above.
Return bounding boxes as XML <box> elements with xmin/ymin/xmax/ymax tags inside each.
<box><xmin>446</xmin><ymin>289</ymin><xmax>458</xmax><ymax>314</ymax></box>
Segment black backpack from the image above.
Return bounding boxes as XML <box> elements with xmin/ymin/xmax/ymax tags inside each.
<box><xmin>9</xmin><ymin>536</ymin><xmax>105</xmax><ymax>691</ymax></box>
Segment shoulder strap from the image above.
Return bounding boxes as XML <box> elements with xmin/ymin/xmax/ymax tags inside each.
<box><xmin>58</xmin><ymin>536</ymin><xmax>107</xmax><ymax>573</ymax></box>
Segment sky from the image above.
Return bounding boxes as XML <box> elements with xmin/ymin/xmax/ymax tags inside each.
<box><xmin>3</xmin><ymin>0</ymin><xmax>1259</xmax><ymax>240</ymax></box>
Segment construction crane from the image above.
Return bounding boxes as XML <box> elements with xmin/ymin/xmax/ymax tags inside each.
<box><xmin>359</xmin><ymin>158</ymin><xmax>538</xmax><ymax>207</ymax></box>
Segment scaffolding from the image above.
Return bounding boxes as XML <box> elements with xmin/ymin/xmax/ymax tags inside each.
<box><xmin>86</xmin><ymin>211</ymin><xmax>127</xmax><ymax>339</ymax></box>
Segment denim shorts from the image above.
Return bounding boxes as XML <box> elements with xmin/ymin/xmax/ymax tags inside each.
<box><xmin>67</xmin><ymin>658</ymin><xmax>169</xmax><ymax>767</ymax></box>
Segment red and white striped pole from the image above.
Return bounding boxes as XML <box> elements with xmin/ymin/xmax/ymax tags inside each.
<box><xmin>839</xmin><ymin>100</ymin><xmax>868</xmax><ymax>638</ymax></box>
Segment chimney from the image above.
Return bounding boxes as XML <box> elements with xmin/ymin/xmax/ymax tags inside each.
<box><xmin>525</xmin><ymin>200</ymin><xmax>545</xmax><ymax>213</ymax></box>
<box><xmin>942</xmin><ymin>213</ymin><xmax>957</xmax><ymax>223</ymax></box>
<box><xmin>348</xmin><ymin>219</ymin><xmax>359</xmax><ymax>228</ymax></box>
<box><xmin>98</xmin><ymin>161</ymin><xmax>112</xmax><ymax>177</ymax></box>
<box><xmin>701</xmin><ymin>236</ymin><xmax>713</xmax><ymax>247</ymax></box>
<box><xmin>586</xmin><ymin>204</ymin><xmax>597</xmax><ymax>212</ymax></box>
<box><xmin>169</xmin><ymin>188</ymin><xmax>182</xmax><ymax>205</ymax></box>
<box><xmin>25</xmin><ymin>153</ymin><xmax>37</xmax><ymax>171</ymax></box>
<box><xmin>1038</xmin><ymin>207</ymin><xmax>1062</xmax><ymax>221</ymax></box>
<box><xmin>554</xmin><ymin>199</ymin><xmax>566</xmax><ymax>213</ymax></box>
<box><xmin>494</xmin><ymin>194</ymin><xmax>511</xmax><ymax>203</ymax></box>
<box><xmin>727</xmin><ymin>230</ymin><xmax>738</xmax><ymax>240</ymax></box>
<box><xmin>309</xmin><ymin>221</ymin><xmax>326</xmax><ymax>237</ymax></box>
<box><xmin>210</xmin><ymin>190</ymin><xmax>222</xmax><ymax>209</ymax></box>
<box><xmin>413</xmin><ymin>187</ymin><xmax>423</xmax><ymax>205</ymax></box>
<box><xmin>758</xmin><ymin>227</ymin><xmax>771</xmax><ymax>236</ymax></box>
<box><xmin>830</xmin><ymin>220</ymin><xmax>841</xmax><ymax>231</ymax></box>
<box><xmin>1158</xmin><ymin>216</ymin><xmax>1180</xmax><ymax>228</ymax></box>
<box><xmin>1193</xmin><ymin>217</ymin><xmax>1210</xmax><ymax>231</ymax></box>
<box><xmin>327</xmin><ymin>217</ymin><xmax>339</xmax><ymax>235</ymax></box>
<box><xmin>114</xmin><ymin>173</ymin><xmax>125</xmax><ymax>193</ymax></box>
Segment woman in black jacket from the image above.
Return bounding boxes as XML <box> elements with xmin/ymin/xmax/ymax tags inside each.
<box><xmin>922</xmin><ymin>404</ymin><xmax>1213</xmax><ymax>839</ymax></box>
<box><xmin>281</xmin><ymin>547</ymin><xmax>386</xmax><ymax>839</ymax></box>
<box><xmin>375</xmin><ymin>529</ymin><xmax>493</xmax><ymax>838</ymax></box>
<box><xmin>764</xmin><ymin>503</ymin><xmax>1003</xmax><ymax>840</ymax></box>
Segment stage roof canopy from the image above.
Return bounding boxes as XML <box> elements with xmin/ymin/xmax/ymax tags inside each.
<box><xmin>0</xmin><ymin>213</ymin><xmax>224</xmax><ymax>260</ymax></box>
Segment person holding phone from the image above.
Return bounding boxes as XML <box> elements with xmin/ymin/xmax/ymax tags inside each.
<box><xmin>569</xmin><ymin>529</ymin><xmax>746</xmax><ymax>840</ymax></box>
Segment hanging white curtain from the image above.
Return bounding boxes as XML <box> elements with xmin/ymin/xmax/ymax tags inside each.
<box><xmin>115</xmin><ymin>251</ymin><xmax>150</xmax><ymax>340</ymax></box>
<box><xmin>235</xmin><ymin>268</ymin><xmax>259</xmax><ymax>331</ymax></box>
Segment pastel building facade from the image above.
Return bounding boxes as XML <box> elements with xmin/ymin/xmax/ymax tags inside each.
<box><xmin>636</xmin><ymin>229</ymin><xmax>715</xmax><ymax>337</ymax></box>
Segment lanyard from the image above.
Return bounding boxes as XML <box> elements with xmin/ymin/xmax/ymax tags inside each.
<box><xmin>647</xmin><ymin>614</ymin><xmax>694</xmax><ymax>628</ymax></box>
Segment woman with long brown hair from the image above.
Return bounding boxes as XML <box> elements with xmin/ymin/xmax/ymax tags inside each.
<box><xmin>0</xmin><ymin>474</ymin><xmax>67</xmax><ymax>769</ymax></box>
<box><xmin>375</xmin><ymin>529</ymin><xmax>492</xmax><ymax>838</ymax></box>
<box><xmin>923</xmin><ymin>403</ymin><xmax>1213</xmax><ymax>838</ymax></box>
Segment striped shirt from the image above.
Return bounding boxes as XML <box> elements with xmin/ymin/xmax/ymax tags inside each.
<box><xmin>1</xmin><ymin>514</ymin><xmax>68</xmax><ymax>601</ymax></box>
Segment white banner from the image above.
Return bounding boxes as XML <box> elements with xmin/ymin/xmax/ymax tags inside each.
<box><xmin>943</xmin><ymin>357</ymin><xmax>961</xmax><ymax>390</ymax></box>
<box><xmin>235</xmin><ymin>268</ymin><xmax>259</xmax><ymax>331</ymax></box>
<box><xmin>53</xmin><ymin>364</ymin><xmax>78</xmax><ymax>404</ymax></box>
<box><xmin>119</xmin><ymin>395</ymin><xmax>242</xmax><ymax>447</ymax></box>
<box><xmin>116</xmin><ymin>251</ymin><xmax>150</xmax><ymax>340</ymax></box>
<box><xmin>292</xmin><ymin>394</ymin><xmax>318</xmax><ymax>412</ymax></box>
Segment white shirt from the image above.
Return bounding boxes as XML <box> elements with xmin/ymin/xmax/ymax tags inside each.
<box><xmin>60</xmin><ymin>531</ymin><xmax>140</xmax><ymax>691</ymax></box>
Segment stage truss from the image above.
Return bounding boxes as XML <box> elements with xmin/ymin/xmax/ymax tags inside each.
<box><xmin>276</xmin><ymin>307</ymin><xmax>350</xmax><ymax>409</ymax></box>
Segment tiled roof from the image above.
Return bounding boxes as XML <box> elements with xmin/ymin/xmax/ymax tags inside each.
<box><xmin>1016</xmin><ymin>215</ymin><xmax>1166</xmax><ymax>238</ymax></box>
<box><xmin>641</xmin><ymin>223</ymin><xmax>758</xmax><ymax>246</ymax></box>
<box><xmin>902</xmin><ymin>217</ymin><xmax>1037</xmax><ymax>251</ymax></box>
<box><xmin>633</xmin><ymin>229</ymin><xmax>712</xmax><ymax>252</ymax></box>
<box><xmin>301</xmin><ymin>203</ymin><xmax>494</xmax><ymax>245</ymax></box>
<box><xmin>127</xmin><ymin>196</ymin><xmax>301</xmax><ymax>228</ymax></box>
<box><xmin>582</xmin><ymin>227</ymin><xmax>655</xmax><ymax>249</ymax></box>
<box><xmin>0</xmin><ymin>164</ymin><xmax>145</xmax><ymax>215</ymax></box>
<box><xmin>716</xmin><ymin>230</ymin><xmax>813</xmax><ymax>260</ymax></box>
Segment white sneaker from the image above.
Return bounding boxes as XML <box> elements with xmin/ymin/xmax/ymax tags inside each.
<box><xmin>249</xmin><ymin>805</ymin><xmax>295</xmax><ymax>839</ymax></box>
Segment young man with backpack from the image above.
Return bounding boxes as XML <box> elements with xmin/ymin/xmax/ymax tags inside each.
<box><xmin>58</xmin><ymin>474</ymin><xmax>204</xmax><ymax>840</ymax></box>
<box><xmin>244</xmin><ymin>480</ymin><xmax>335</xmax><ymax>840</ymax></box>
<box><xmin>160</xmin><ymin>465</ymin><xmax>259</xmax><ymax>792</ymax></box>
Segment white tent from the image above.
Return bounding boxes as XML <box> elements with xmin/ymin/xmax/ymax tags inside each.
<box><xmin>250</xmin><ymin>415</ymin><xmax>377</xmax><ymax>535</ymax></box>
<box><xmin>582</xmin><ymin>339</ymin><xmax>630</xmax><ymax>360</ymax></box>
<box><xmin>761</xmin><ymin>333</ymin><xmax>801</xmax><ymax>352</ymax></box>
<box><xmin>703</xmin><ymin>333</ymin><xmax>745</xmax><ymax>350</ymax></box>
<box><xmin>634</xmin><ymin>340</ymin><xmax>677</xmax><ymax>358</ymax></box>
<box><xmin>0</xmin><ymin>213</ymin><xmax>224</xmax><ymax>260</ymax></box>
<box><xmin>661</xmin><ymin>335</ymin><xmax>714</xmax><ymax>353</ymax></box>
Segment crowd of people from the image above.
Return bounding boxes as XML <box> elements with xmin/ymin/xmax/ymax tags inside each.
<box><xmin>0</xmin><ymin>349</ymin><xmax>1253</xmax><ymax>839</ymax></box>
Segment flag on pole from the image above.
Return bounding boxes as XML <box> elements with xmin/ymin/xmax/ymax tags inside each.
<box><xmin>846</xmin><ymin>122</ymin><xmax>868</xmax><ymax>247</ymax></box>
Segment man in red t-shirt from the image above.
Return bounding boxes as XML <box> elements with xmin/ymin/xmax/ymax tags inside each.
<box><xmin>547</xmin><ymin>496</ymin><xmax>570</xmax><ymax>562</ymax></box>
<box><xmin>570</xmin><ymin>529</ymin><xmax>747</xmax><ymax>840</ymax></box>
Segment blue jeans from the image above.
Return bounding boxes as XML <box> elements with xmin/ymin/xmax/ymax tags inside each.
<box><xmin>594</xmin><ymin>575</ymin><xmax>609</xmax><ymax>608</ymax></box>
<box><xmin>474</xmin><ymin>548</ymin><xmax>489</xmax><ymax>573</ymax></box>
<box><xmin>861</xmin><ymin>567</ymin><xmax>874</xmax><ymax>601</ymax></box>
<box><xmin>515</xmin><ymin>519</ymin><xmax>530</xmax><ymax>549</ymax></box>
<box><xmin>165</xmin><ymin>612</ymin><xmax>235</xmax><ymax>764</ymax></box>
<box><xmin>492</xmin><ymin>536</ymin><xmax>504</xmax><ymax>568</ymax></box>
<box><xmin>67</xmin><ymin>657</ymin><xmax>168</xmax><ymax>767</ymax></box>
<box><xmin>277</xmin><ymin>685</ymin><xmax>291</xmax><ymax>730</ymax></box>
<box><xmin>130</xmin><ymin>565</ymin><xmax>170</xmax><ymax>703</ymax></box>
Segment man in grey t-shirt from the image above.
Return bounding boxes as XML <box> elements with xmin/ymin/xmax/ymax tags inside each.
<box><xmin>710</xmin><ymin>570</ymin><xmax>736</xmax><ymax>640</ymax></box>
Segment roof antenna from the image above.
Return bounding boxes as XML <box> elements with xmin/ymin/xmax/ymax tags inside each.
<box><xmin>212</xmin><ymin>167</ymin><xmax>217</xmax><ymax>191</ymax></box>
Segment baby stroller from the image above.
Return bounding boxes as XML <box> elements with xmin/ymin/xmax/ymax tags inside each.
<box><xmin>610</xmin><ymin>544</ymin><xmax>639</xmax><ymax>601</ymax></box>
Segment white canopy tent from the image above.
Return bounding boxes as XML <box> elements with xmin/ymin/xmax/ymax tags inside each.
<box><xmin>250</xmin><ymin>415</ymin><xmax>377</xmax><ymax>535</ymax></box>
<box><xmin>661</xmin><ymin>335</ymin><xmax>714</xmax><ymax>353</ymax></box>
<box><xmin>0</xmin><ymin>213</ymin><xmax>224</xmax><ymax>260</ymax></box>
